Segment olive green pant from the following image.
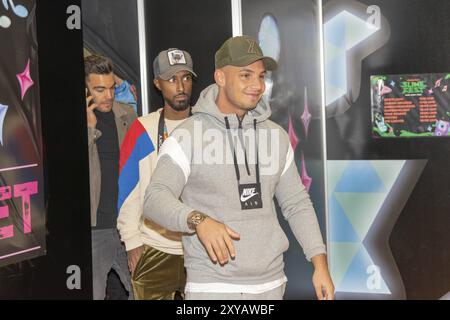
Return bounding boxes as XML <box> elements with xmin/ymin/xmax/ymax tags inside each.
<box><xmin>132</xmin><ymin>245</ymin><xmax>186</xmax><ymax>300</ymax></box>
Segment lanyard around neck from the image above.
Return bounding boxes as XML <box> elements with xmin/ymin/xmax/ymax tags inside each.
<box><xmin>224</xmin><ymin>116</ymin><xmax>260</xmax><ymax>184</ymax></box>
<box><xmin>157</xmin><ymin>108</ymin><xmax>167</xmax><ymax>153</ymax></box>
<box><xmin>158</xmin><ymin>107</ymin><xmax>193</xmax><ymax>152</ymax></box>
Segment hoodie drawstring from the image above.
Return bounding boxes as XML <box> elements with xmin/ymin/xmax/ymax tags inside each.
<box><xmin>224</xmin><ymin>116</ymin><xmax>260</xmax><ymax>184</ymax></box>
<box><xmin>236</xmin><ymin>114</ymin><xmax>251</xmax><ymax>176</ymax></box>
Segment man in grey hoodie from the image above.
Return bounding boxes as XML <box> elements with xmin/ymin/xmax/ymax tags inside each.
<box><xmin>144</xmin><ymin>35</ymin><xmax>335</xmax><ymax>300</ymax></box>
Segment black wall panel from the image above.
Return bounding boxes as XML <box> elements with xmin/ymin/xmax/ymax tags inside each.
<box><xmin>145</xmin><ymin>0</ymin><xmax>233</xmax><ymax>111</ymax></box>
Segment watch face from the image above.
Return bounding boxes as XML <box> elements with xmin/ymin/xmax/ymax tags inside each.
<box><xmin>193</xmin><ymin>213</ymin><xmax>205</xmax><ymax>225</ymax></box>
<box><xmin>188</xmin><ymin>212</ymin><xmax>206</xmax><ymax>230</ymax></box>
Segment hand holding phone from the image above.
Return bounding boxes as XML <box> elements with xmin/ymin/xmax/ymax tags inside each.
<box><xmin>86</xmin><ymin>88</ymin><xmax>96</xmax><ymax>107</ymax></box>
<box><xmin>86</xmin><ymin>88</ymin><xmax>98</xmax><ymax>128</ymax></box>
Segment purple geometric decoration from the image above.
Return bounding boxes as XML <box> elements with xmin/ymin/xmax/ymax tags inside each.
<box><xmin>301</xmin><ymin>86</ymin><xmax>312</xmax><ymax>138</ymax></box>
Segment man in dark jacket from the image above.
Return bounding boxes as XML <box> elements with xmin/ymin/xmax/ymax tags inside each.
<box><xmin>85</xmin><ymin>54</ymin><xmax>137</xmax><ymax>300</ymax></box>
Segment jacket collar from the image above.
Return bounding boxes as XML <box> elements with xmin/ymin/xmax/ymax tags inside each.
<box><xmin>112</xmin><ymin>101</ymin><xmax>128</xmax><ymax>119</ymax></box>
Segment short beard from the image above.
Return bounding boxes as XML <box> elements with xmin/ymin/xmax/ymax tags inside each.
<box><xmin>166</xmin><ymin>96</ymin><xmax>191</xmax><ymax>112</ymax></box>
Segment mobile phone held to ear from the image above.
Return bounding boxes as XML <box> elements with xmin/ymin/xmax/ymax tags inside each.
<box><xmin>86</xmin><ymin>87</ymin><xmax>95</xmax><ymax>107</ymax></box>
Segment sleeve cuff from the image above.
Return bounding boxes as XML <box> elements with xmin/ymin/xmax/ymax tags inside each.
<box><xmin>88</xmin><ymin>127</ymin><xmax>102</xmax><ymax>141</ymax></box>
<box><xmin>122</xmin><ymin>235</ymin><xmax>144</xmax><ymax>251</ymax></box>
<box><xmin>305</xmin><ymin>245</ymin><xmax>327</xmax><ymax>262</ymax></box>
<box><xmin>177</xmin><ymin>206</ymin><xmax>196</xmax><ymax>234</ymax></box>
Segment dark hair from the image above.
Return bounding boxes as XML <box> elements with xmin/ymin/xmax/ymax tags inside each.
<box><xmin>84</xmin><ymin>54</ymin><xmax>113</xmax><ymax>81</ymax></box>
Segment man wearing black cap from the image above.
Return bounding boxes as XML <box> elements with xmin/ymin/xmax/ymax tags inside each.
<box><xmin>117</xmin><ymin>48</ymin><xmax>197</xmax><ymax>299</ymax></box>
<box><xmin>144</xmin><ymin>36</ymin><xmax>334</xmax><ymax>300</ymax></box>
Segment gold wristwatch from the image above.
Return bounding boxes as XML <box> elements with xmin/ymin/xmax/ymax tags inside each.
<box><xmin>187</xmin><ymin>211</ymin><xmax>207</xmax><ymax>231</ymax></box>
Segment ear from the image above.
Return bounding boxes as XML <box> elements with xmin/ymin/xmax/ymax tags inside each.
<box><xmin>214</xmin><ymin>69</ymin><xmax>226</xmax><ymax>87</ymax></box>
<box><xmin>85</xmin><ymin>78</ymin><xmax>92</xmax><ymax>92</ymax></box>
<box><xmin>85</xmin><ymin>74</ymin><xmax>91</xmax><ymax>86</ymax></box>
<box><xmin>154</xmin><ymin>78</ymin><xmax>161</xmax><ymax>91</ymax></box>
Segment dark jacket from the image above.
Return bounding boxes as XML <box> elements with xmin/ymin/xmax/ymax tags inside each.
<box><xmin>88</xmin><ymin>101</ymin><xmax>137</xmax><ymax>227</ymax></box>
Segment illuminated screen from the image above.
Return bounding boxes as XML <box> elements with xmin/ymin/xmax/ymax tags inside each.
<box><xmin>371</xmin><ymin>73</ymin><xmax>450</xmax><ymax>138</ymax></box>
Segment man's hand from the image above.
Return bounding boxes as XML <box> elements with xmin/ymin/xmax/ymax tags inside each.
<box><xmin>311</xmin><ymin>254</ymin><xmax>335</xmax><ymax>300</ymax></box>
<box><xmin>195</xmin><ymin>216</ymin><xmax>240</xmax><ymax>266</ymax></box>
<box><xmin>130</xmin><ymin>84</ymin><xmax>138</xmax><ymax>102</ymax></box>
<box><xmin>86</xmin><ymin>94</ymin><xmax>98</xmax><ymax>128</ymax></box>
<box><xmin>127</xmin><ymin>245</ymin><xmax>145</xmax><ymax>275</ymax></box>
<box><xmin>114</xmin><ymin>74</ymin><xmax>124</xmax><ymax>87</ymax></box>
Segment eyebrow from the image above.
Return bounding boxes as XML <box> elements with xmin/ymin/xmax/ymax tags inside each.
<box><xmin>239</xmin><ymin>68</ymin><xmax>267</xmax><ymax>74</ymax></box>
<box><xmin>169</xmin><ymin>72</ymin><xmax>193</xmax><ymax>80</ymax></box>
<box><xmin>93</xmin><ymin>84</ymin><xmax>115</xmax><ymax>90</ymax></box>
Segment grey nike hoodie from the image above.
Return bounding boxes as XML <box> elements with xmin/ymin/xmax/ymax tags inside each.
<box><xmin>144</xmin><ymin>84</ymin><xmax>326</xmax><ymax>285</ymax></box>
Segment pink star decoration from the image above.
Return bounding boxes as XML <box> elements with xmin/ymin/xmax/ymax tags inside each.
<box><xmin>288</xmin><ymin>113</ymin><xmax>299</xmax><ymax>153</ymax></box>
<box><xmin>300</xmin><ymin>152</ymin><xmax>312</xmax><ymax>193</ymax></box>
<box><xmin>301</xmin><ymin>86</ymin><xmax>312</xmax><ymax>138</ymax></box>
<box><xmin>17</xmin><ymin>59</ymin><xmax>34</xmax><ymax>100</ymax></box>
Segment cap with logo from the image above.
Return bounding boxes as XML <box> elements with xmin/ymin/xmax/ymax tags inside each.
<box><xmin>153</xmin><ymin>48</ymin><xmax>197</xmax><ymax>80</ymax></box>
<box><xmin>215</xmin><ymin>35</ymin><xmax>277</xmax><ymax>71</ymax></box>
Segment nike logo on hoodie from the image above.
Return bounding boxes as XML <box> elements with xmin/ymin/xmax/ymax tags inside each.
<box><xmin>240</xmin><ymin>187</ymin><xmax>259</xmax><ymax>202</ymax></box>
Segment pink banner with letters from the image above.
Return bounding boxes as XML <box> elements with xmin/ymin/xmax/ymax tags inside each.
<box><xmin>0</xmin><ymin>0</ymin><xmax>46</xmax><ymax>267</ymax></box>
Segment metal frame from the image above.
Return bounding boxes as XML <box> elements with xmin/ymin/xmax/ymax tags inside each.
<box><xmin>317</xmin><ymin>0</ymin><xmax>330</xmax><ymax>264</ymax></box>
<box><xmin>231</xmin><ymin>0</ymin><xmax>243</xmax><ymax>36</ymax></box>
<box><xmin>137</xmin><ymin>0</ymin><xmax>149</xmax><ymax>115</ymax></box>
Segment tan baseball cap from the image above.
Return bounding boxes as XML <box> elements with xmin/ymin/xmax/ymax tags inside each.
<box><xmin>215</xmin><ymin>35</ymin><xmax>277</xmax><ymax>71</ymax></box>
<box><xmin>153</xmin><ymin>48</ymin><xmax>197</xmax><ymax>80</ymax></box>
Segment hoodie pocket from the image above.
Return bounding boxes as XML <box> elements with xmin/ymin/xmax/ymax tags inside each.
<box><xmin>224</xmin><ymin>215</ymin><xmax>289</xmax><ymax>279</ymax></box>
